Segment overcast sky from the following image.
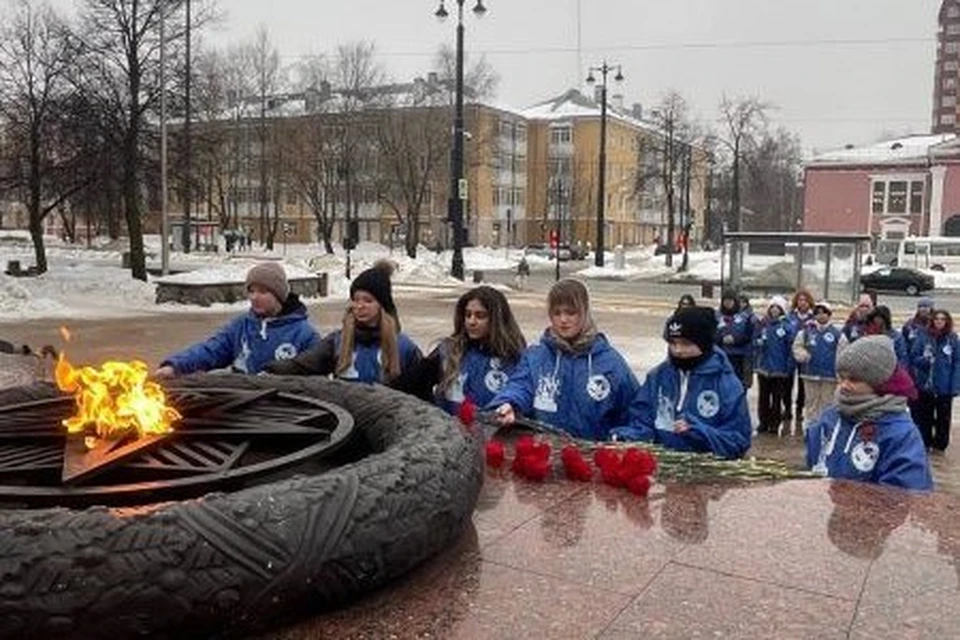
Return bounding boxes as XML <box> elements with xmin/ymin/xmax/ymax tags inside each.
<box><xmin>48</xmin><ymin>0</ymin><xmax>943</xmax><ymax>154</ymax></box>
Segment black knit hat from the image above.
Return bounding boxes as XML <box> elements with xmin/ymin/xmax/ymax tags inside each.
<box><xmin>350</xmin><ymin>260</ymin><xmax>397</xmax><ymax>320</ymax></box>
<box><xmin>666</xmin><ymin>306</ymin><xmax>717</xmax><ymax>354</ymax></box>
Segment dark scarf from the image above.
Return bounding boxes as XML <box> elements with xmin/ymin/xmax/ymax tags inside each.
<box><xmin>834</xmin><ymin>388</ymin><xmax>907</xmax><ymax>422</ymax></box>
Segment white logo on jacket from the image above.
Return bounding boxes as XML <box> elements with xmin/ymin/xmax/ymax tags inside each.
<box><xmin>586</xmin><ymin>374</ymin><xmax>611</xmax><ymax>401</ymax></box>
<box><xmin>851</xmin><ymin>441</ymin><xmax>880</xmax><ymax>473</ymax></box>
<box><xmin>484</xmin><ymin>358</ymin><xmax>508</xmax><ymax>392</ymax></box>
<box><xmin>696</xmin><ymin>390</ymin><xmax>720</xmax><ymax>418</ymax></box>
<box><xmin>533</xmin><ymin>375</ymin><xmax>559</xmax><ymax>412</ymax></box>
<box><xmin>274</xmin><ymin>343</ymin><xmax>298</xmax><ymax>360</ymax></box>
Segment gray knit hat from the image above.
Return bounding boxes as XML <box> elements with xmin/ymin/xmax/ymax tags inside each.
<box><xmin>245</xmin><ymin>262</ymin><xmax>290</xmax><ymax>303</ymax></box>
<box><xmin>835</xmin><ymin>335</ymin><xmax>897</xmax><ymax>389</ymax></box>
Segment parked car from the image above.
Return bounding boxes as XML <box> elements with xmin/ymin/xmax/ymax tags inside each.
<box><xmin>860</xmin><ymin>267</ymin><xmax>935</xmax><ymax>296</ymax></box>
<box><xmin>524</xmin><ymin>243</ymin><xmax>573</xmax><ymax>261</ymax></box>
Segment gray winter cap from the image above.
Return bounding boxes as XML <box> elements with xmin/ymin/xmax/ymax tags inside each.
<box><xmin>835</xmin><ymin>335</ymin><xmax>897</xmax><ymax>389</ymax></box>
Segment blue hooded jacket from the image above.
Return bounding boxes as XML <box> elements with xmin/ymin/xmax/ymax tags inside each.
<box><xmin>434</xmin><ymin>342</ymin><xmax>519</xmax><ymax>415</ymax></box>
<box><xmin>805</xmin><ymin>406</ymin><xmax>933</xmax><ymax>491</ymax></box>
<box><xmin>486</xmin><ymin>331</ymin><xmax>642</xmax><ymax>441</ymax></box>
<box><xmin>610</xmin><ymin>347</ymin><xmax>752</xmax><ymax>459</ymax></box>
<box><xmin>795</xmin><ymin>322</ymin><xmax>841</xmax><ymax>381</ymax></box>
<box><xmin>162</xmin><ymin>296</ymin><xmax>320</xmax><ymax>375</ymax></box>
<box><xmin>328</xmin><ymin>329</ymin><xmax>421</xmax><ymax>384</ymax></box>
<box><xmin>909</xmin><ymin>329</ymin><xmax>960</xmax><ymax>397</ymax></box>
<box><xmin>716</xmin><ymin>308</ymin><xmax>754</xmax><ymax>357</ymax></box>
<box><xmin>755</xmin><ymin>316</ymin><xmax>796</xmax><ymax>376</ymax></box>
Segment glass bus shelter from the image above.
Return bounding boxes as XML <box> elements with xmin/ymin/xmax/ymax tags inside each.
<box><xmin>722</xmin><ymin>232</ymin><xmax>870</xmax><ymax>305</ymax></box>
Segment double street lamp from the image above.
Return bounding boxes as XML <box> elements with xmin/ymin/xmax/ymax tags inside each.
<box><xmin>436</xmin><ymin>0</ymin><xmax>487</xmax><ymax>280</ymax></box>
<box><xmin>586</xmin><ymin>61</ymin><xmax>623</xmax><ymax>268</ymax></box>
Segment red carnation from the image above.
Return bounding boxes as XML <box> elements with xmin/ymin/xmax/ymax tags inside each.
<box><xmin>523</xmin><ymin>457</ymin><xmax>551</xmax><ymax>481</ymax></box>
<box><xmin>600</xmin><ymin>463</ymin><xmax>624</xmax><ymax>487</ymax></box>
<box><xmin>561</xmin><ymin>445</ymin><xmax>593</xmax><ymax>482</ymax></box>
<box><xmin>457</xmin><ymin>397</ymin><xmax>477</xmax><ymax>427</ymax></box>
<box><xmin>625</xmin><ymin>474</ymin><xmax>651</xmax><ymax>497</ymax></box>
<box><xmin>530</xmin><ymin>441</ymin><xmax>551</xmax><ymax>462</ymax></box>
<box><xmin>515</xmin><ymin>435</ymin><xmax>536</xmax><ymax>458</ymax></box>
<box><xmin>621</xmin><ymin>448</ymin><xmax>646</xmax><ymax>480</ymax></box>
<box><xmin>636</xmin><ymin>449</ymin><xmax>658</xmax><ymax>476</ymax></box>
<box><xmin>485</xmin><ymin>440</ymin><xmax>506</xmax><ymax>467</ymax></box>
<box><xmin>593</xmin><ymin>447</ymin><xmax>620</xmax><ymax>471</ymax></box>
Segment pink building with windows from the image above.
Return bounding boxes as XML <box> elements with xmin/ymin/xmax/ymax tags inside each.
<box><xmin>803</xmin><ymin>133</ymin><xmax>960</xmax><ymax>242</ymax></box>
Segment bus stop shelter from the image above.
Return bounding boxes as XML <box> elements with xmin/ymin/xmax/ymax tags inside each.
<box><xmin>722</xmin><ymin>232</ymin><xmax>871</xmax><ymax>305</ymax></box>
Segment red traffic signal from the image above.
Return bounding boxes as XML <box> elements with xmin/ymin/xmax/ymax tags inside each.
<box><xmin>549</xmin><ymin>229</ymin><xmax>558</xmax><ymax>248</ymax></box>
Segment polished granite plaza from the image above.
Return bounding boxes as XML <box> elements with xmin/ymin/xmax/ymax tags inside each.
<box><xmin>270</xmin><ymin>472</ymin><xmax>960</xmax><ymax>639</ymax></box>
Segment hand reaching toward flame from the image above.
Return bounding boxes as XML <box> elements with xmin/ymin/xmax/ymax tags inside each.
<box><xmin>153</xmin><ymin>365</ymin><xmax>176</xmax><ymax>379</ymax></box>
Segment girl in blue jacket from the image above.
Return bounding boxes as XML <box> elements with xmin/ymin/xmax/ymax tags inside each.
<box><xmin>391</xmin><ymin>286</ymin><xmax>527</xmax><ymax>415</ymax></box>
<box><xmin>264</xmin><ymin>260</ymin><xmax>421</xmax><ymax>383</ymax></box>
<box><xmin>488</xmin><ymin>279</ymin><xmax>643</xmax><ymax>441</ymax></box>
<box><xmin>715</xmin><ymin>288</ymin><xmax>753</xmax><ymax>391</ymax></box>
<box><xmin>908</xmin><ymin>309</ymin><xmax>960</xmax><ymax>452</ymax></box>
<box><xmin>791</xmin><ymin>301</ymin><xmax>841</xmax><ymax>427</ymax></box>
<box><xmin>611</xmin><ymin>305</ymin><xmax>752</xmax><ymax>459</ymax></box>
<box><xmin>155</xmin><ymin>262</ymin><xmax>320</xmax><ymax>377</ymax></box>
<box><xmin>755</xmin><ymin>296</ymin><xmax>796</xmax><ymax>434</ymax></box>
<box><xmin>806</xmin><ymin>335</ymin><xmax>932</xmax><ymax>491</ymax></box>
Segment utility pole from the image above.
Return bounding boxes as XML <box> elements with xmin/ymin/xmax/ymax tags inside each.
<box><xmin>555</xmin><ymin>176</ymin><xmax>564</xmax><ymax>282</ymax></box>
<box><xmin>160</xmin><ymin>0</ymin><xmax>169</xmax><ymax>275</ymax></box>
<box><xmin>183</xmin><ymin>0</ymin><xmax>192</xmax><ymax>253</ymax></box>
<box><xmin>586</xmin><ymin>61</ymin><xmax>623</xmax><ymax>267</ymax></box>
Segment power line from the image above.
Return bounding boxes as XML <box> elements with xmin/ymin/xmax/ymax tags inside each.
<box><xmin>277</xmin><ymin>36</ymin><xmax>934</xmax><ymax>60</ymax></box>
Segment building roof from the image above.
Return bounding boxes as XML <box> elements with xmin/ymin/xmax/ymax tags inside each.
<box><xmin>806</xmin><ymin>133</ymin><xmax>957</xmax><ymax>168</ymax></box>
<box><xmin>520</xmin><ymin>88</ymin><xmax>659</xmax><ymax>133</ymax></box>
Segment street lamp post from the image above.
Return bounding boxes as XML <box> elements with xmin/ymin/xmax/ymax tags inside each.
<box><xmin>436</xmin><ymin>0</ymin><xmax>487</xmax><ymax>280</ymax></box>
<box><xmin>586</xmin><ymin>61</ymin><xmax>623</xmax><ymax>268</ymax></box>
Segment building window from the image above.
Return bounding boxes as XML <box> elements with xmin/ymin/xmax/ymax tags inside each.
<box><xmin>286</xmin><ymin>190</ymin><xmax>297</xmax><ymax>206</ymax></box>
<box><xmin>942</xmin><ymin>113</ymin><xmax>957</xmax><ymax>125</ymax></box>
<box><xmin>944</xmin><ymin>95</ymin><xmax>957</xmax><ymax>108</ymax></box>
<box><xmin>499</xmin><ymin>120</ymin><xmax>512</xmax><ymax>138</ymax></box>
<box><xmin>516</xmin><ymin>123</ymin><xmax>527</xmax><ymax>143</ymax></box>
<box><xmin>872</xmin><ymin>182</ymin><xmax>886</xmax><ymax>214</ymax></box>
<box><xmin>550</xmin><ymin>126</ymin><xmax>572</xmax><ymax>144</ymax></box>
<box><xmin>946</xmin><ymin>77</ymin><xmax>958</xmax><ymax>90</ymax></box>
<box><xmin>950</xmin><ymin>5</ymin><xmax>960</xmax><ymax>18</ymax></box>
<box><xmin>946</xmin><ymin>60</ymin><xmax>959</xmax><ymax>71</ymax></box>
<box><xmin>949</xmin><ymin>23</ymin><xmax>960</xmax><ymax>36</ymax></box>
<box><xmin>948</xmin><ymin>42</ymin><xmax>960</xmax><ymax>55</ymax></box>
<box><xmin>887</xmin><ymin>181</ymin><xmax>908</xmax><ymax>213</ymax></box>
<box><xmin>910</xmin><ymin>181</ymin><xmax>924</xmax><ymax>214</ymax></box>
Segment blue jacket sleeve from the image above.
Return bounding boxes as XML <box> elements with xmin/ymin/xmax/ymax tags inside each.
<box><xmin>893</xmin><ymin>333</ymin><xmax>909</xmax><ymax>367</ymax></box>
<box><xmin>804</xmin><ymin>412</ymin><xmax>829</xmax><ymax>470</ymax></box>
<box><xmin>951</xmin><ymin>335</ymin><xmax>960</xmax><ymax>396</ymax></box>
<box><xmin>681</xmin><ymin>381</ymin><xmax>752</xmax><ymax>459</ymax></box>
<box><xmin>162</xmin><ymin>317</ymin><xmax>243</xmax><ymax>374</ymax></box>
<box><xmin>485</xmin><ymin>348</ymin><xmax>536</xmax><ymax>416</ymax></box>
<box><xmin>609</xmin><ymin>373</ymin><xmax>656</xmax><ymax>442</ymax></box>
<box><xmin>876</xmin><ymin>429</ymin><xmax>933</xmax><ymax>491</ymax></box>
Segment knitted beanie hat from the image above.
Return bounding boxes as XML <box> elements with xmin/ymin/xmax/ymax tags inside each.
<box><xmin>813</xmin><ymin>300</ymin><xmax>832</xmax><ymax>315</ymax></box>
<box><xmin>918</xmin><ymin>296</ymin><xmax>935</xmax><ymax>309</ymax></box>
<box><xmin>350</xmin><ymin>260</ymin><xmax>397</xmax><ymax>319</ymax></box>
<box><xmin>666</xmin><ymin>306</ymin><xmax>717</xmax><ymax>354</ymax></box>
<box><xmin>835</xmin><ymin>335</ymin><xmax>897</xmax><ymax>389</ymax></box>
<box><xmin>768</xmin><ymin>295</ymin><xmax>788</xmax><ymax>315</ymax></box>
<box><xmin>245</xmin><ymin>262</ymin><xmax>290</xmax><ymax>303</ymax></box>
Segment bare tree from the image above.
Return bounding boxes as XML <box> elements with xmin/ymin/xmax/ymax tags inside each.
<box><xmin>0</xmin><ymin>1</ymin><xmax>91</xmax><ymax>273</ymax></box>
<box><xmin>636</xmin><ymin>91</ymin><xmax>697</xmax><ymax>268</ymax></box>
<box><xmin>742</xmin><ymin>127</ymin><xmax>803</xmax><ymax>232</ymax></box>
<box><xmin>717</xmin><ymin>95</ymin><xmax>769</xmax><ymax>235</ymax></box>
<box><xmin>246</xmin><ymin>24</ymin><xmax>282</xmax><ymax>249</ymax></box>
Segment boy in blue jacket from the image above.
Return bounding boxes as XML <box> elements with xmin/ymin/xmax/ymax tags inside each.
<box><xmin>610</xmin><ymin>306</ymin><xmax>752</xmax><ymax>459</ymax></box>
<box><xmin>806</xmin><ymin>335</ymin><xmax>932</xmax><ymax>491</ymax></box>
<box><xmin>155</xmin><ymin>262</ymin><xmax>321</xmax><ymax>377</ymax></box>
<box><xmin>716</xmin><ymin>289</ymin><xmax>753</xmax><ymax>391</ymax></box>
<box><xmin>488</xmin><ymin>279</ymin><xmax>643</xmax><ymax>441</ymax></box>
<box><xmin>908</xmin><ymin>309</ymin><xmax>960</xmax><ymax>452</ymax></box>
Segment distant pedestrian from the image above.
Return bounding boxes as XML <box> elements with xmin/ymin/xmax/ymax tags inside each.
<box><xmin>515</xmin><ymin>256</ymin><xmax>530</xmax><ymax>290</ymax></box>
<box><xmin>715</xmin><ymin>288</ymin><xmax>753</xmax><ymax>390</ymax></box>
<box><xmin>840</xmin><ymin>292</ymin><xmax>874</xmax><ymax>347</ymax></box>
<box><xmin>865</xmin><ymin>305</ymin><xmax>909</xmax><ymax>366</ymax></box>
<box><xmin>902</xmin><ymin>297</ymin><xmax>934</xmax><ymax>351</ymax></box>
<box><xmin>785</xmin><ymin>289</ymin><xmax>815</xmax><ymax>422</ymax></box>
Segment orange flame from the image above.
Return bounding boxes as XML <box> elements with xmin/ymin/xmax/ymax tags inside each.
<box><xmin>54</xmin><ymin>348</ymin><xmax>181</xmax><ymax>443</ymax></box>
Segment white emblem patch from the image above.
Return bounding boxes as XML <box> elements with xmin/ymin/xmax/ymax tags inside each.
<box><xmin>586</xmin><ymin>374</ymin><xmax>611</xmax><ymax>401</ymax></box>
<box><xmin>824</xmin><ymin>332</ymin><xmax>835</xmax><ymax>343</ymax></box>
<box><xmin>850</xmin><ymin>441</ymin><xmax>880</xmax><ymax>473</ymax></box>
<box><xmin>274</xmin><ymin>343</ymin><xmax>298</xmax><ymax>360</ymax></box>
<box><xmin>533</xmin><ymin>374</ymin><xmax>559</xmax><ymax>412</ymax></box>
<box><xmin>484</xmin><ymin>369</ymin><xmax>508</xmax><ymax>393</ymax></box>
<box><xmin>944</xmin><ymin>344</ymin><xmax>953</xmax><ymax>357</ymax></box>
<box><xmin>696</xmin><ymin>390</ymin><xmax>720</xmax><ymax>418</ymax></box>
<box><xmin>776</xmin><ymin>327</ymin><xmax>785</xmax><ymax>337</ymax></box>
<box><xmin>668</xmin><ymin>322</ymin><xmax>682</xmax><ymax>336</ymax></box>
